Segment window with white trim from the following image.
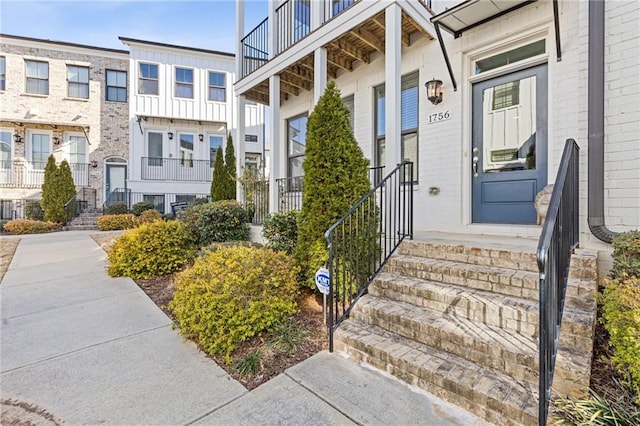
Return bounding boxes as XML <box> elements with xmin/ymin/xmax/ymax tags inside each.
<box><xmin>139</xmin><ymin>63</ymin><xmax>158</xmax><ymax>95</ymax></box>
<box><xmin>31</xmin><ymin>133</ymin><xmax>50</xmax><ymax>168</ymax></box>
<box><xmin>209</xmin><ymin>135</ymin><xmax>223</xmax><ymax>167</ymax></box>
<box><xmin>68</xmin><ymin>135</ymin><xmax>87</xmax><ymax>170</ymax></box>
<box><xmin>106</xmin><ymin>70</ymin><xmax>127</xmax><ymax>102</ymax></box>
<box><xmin>67</xmin><ymin>65</ymin><xmax>89</xmax><ymax>99</ymax></box>
<box><xmin>0</xmin><ymin>131</ymin><xmax>11</xmax><ymax>166</ymax></box>
<box><xmin>208</xmin><ymin>71</ymin><xmax>226</xmax><ymax>102</ymax></box>
<box><xmin>143</xmin><ymin>194</ymin><xmax>165</xmax><ymax>213</ymax></box>
<box><xmin>342</xmin><ymin>95</ymin><xmax>354</xmax><ymax>134</ymax></box>
<box><xmin>179</xmin><ymin>133</ymin><xmax>194</xmax><ymax>167</ymax></box>
<box><xmin>287</xmin><ymin>113</ymin><xmax>307</xmax><ymax>179</ymax></box>
<box><xmin>175</xmin><ymin>67</ymin><xmax>194</xmax><ymax>98</ymax></box>
<box><xmin>147</xmin><ymin>132</ymin><xmax>163</xmax><ymax>166</ymax></box>
<box><xmin>0</xmin><ymin>57</ymin><xmax>5</xmax><ymax>91</ymax></box>
<box><xmin>25</xmin><ymin>60</ymin><xmax>49</xmax><ymax>95</ymax></box>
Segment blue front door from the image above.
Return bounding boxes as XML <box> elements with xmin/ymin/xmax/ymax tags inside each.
<box><xmin>472</xmin><ymin>64</ymin><xmax>548</xmax><ymax>224</ymax></box>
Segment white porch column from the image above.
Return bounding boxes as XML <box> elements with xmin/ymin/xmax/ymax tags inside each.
<box><xmin>236</xmin><ymin>0</ymin><xmax>245</xmax><ymax>78</ymax></box>
<box><xmin>311</xmin><ymin>0</ymin><xmax>324</xmax><ymax>31</ymax></box>
<box><xmin>384</xmin><ymin>3</ymin><xmax>402</xmax><ymax>172</ymax></box>
<box><xmin>268</xmin><ymin>0</ymin><xmax>277</xmax><ymax>59</ymax></box>
<box><xmin>314</xmin><ymin>47</ymin><xmax>328</xmax><ymax>105</ymax></box>
<box><xmin>269</xmin><ymin>75</ymin><xmax>281</xmax><ymax>213</ymax></box>
<box><xmin>236</xmin><ymin>0</ymin><xmax>246</xmax><ymax>201</ymax></box>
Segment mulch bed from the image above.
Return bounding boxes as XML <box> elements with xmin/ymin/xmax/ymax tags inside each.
<box><xmin>134</xmin><ymin>274</ymin><xmax>328</xmax><ymax>390</ymax></box>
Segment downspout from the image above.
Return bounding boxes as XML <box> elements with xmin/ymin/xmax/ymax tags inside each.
<box><xmin>587</xmin><ymin>0</ymin><xmax>617</xmax><ymax>243</ymax></box>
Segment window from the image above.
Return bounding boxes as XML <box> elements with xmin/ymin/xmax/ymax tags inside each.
<box><xmin>68</xmin><ymin>135</ymin><xmax>87</xmax><ymax>170</ymax></box>
<box><xmin>287</xmin><ymin>114</ymin><xmax>308</xmax><ymax>178</ymax></box>
<box><xmin>25</xmin><ymin>60</ymin><xmax>49</xmax><ymax>95</ymax></box>
<box><xmin>31</xmin><ymin>133</ymin><xmax>50</xmax><ymax>168</ymax></box>
<box><xmin>176</xmin><ymin>194</ymin><xmax>197</xmax><ymax>204</ymax></box>
<box><xmin>475</xmin><ymin>39</ymin><xmax>545</xmax><ymax>74</ymax></box>
<box><xmin>148</xmin><ymin>132</ymin><xmax>163</xmax><ymax>166</ymax></box>
<box><xmin>208</xmin><ymin>71</ymin><xmax>226</xmax><ymax>102</ymax></box>
<box><xmin>106</xmin><ymin>70</ymin><xmax>127</xmax><ymax>102</ymax></box>
<box><xmin>179</xmin><ymin>133</ymin><xmax>194</xmax><ymax>167</ymax></box>
<box><xmin>342</xmin><ymin>95</ymin><xmax>355</xmax><ymax>134</ymax></box>
<box><xmin>0</xmin><ymin>57</ymin><xmax>5</xmax><ymax>91</ymax></box>
<box><xmin>209</xmin><ymin>135</ymin><xmax>223</xmax><ymax>167</ymax></box>
<box><xmin>492</xmin><ymin>81</ymin><xmax>520</xmax><ymax>110</ymax></box>
<box><xmin>0</xmin><ymin>131</ymin><xmax>11</xmax><ymax>166</ymax></box>
<box><xmin>139</xmin><ymin>63</ymin><xmax>158</xmax><ymax>95</ymax></box>
<box><xmin>374</xmin><ymin>72</ymin><xmax>419</xmax><ymax>183</ymax></box>
<box><xmin>67</xmin><ymin>65</ymin><xmax>89</xmax><ymax>99</ymax></box>
<box><xmin>175</xmin><ymin>67</ymin><xmax>193</xmax><ymax>98</ymax></box>
<box><xmin>143</xmin><ymin>194</ymin><xmax>165</xmax><ymax>213</ymax></box>
<box><xmin>0</xmin><ymin>199</ymin><xmax>12</xmax><ymax>220</ymax></box>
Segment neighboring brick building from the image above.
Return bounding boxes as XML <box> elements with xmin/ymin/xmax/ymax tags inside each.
<box><xmin>0</xmin><ymin>34</ymin><xmax>129</xmax><ymax>219</ymax></box>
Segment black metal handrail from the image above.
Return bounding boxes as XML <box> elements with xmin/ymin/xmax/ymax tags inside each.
<box><xmin>64</xmin><ymin>187</ymin><xmax>96</xmax><ymax>224</ymax></box>
<box><xmin>537</xmin><ymin>138</ymin><xmax>579</xmax><ymax>426</ymax></box>
<box><xmin>241</xmin><ymin>17</ymin><xmax>269</xmax><ymax>78</ymax></box>
<box><xmin>326</xmin><ymin>161</ymin><xmax>414</xmax><ymax>351</ymax></box>
<box><xmin>103</xmin><ymin>189</ymin><xmax>210</xmax><ymax>215</ymax></box>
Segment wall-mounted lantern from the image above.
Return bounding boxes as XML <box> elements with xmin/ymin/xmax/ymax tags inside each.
<box><xmin>425</xmin><ymin>79</ymin><xmax>443</xmax><ymax>105</ymax></box>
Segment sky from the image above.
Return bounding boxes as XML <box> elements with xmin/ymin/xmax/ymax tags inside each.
<box><xmin>0</xmin><ymin>0</ymin><xmax>269</xmax><ymax>53</ymax></box>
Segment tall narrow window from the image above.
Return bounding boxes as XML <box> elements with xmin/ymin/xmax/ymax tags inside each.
<box><xmin>148</xmin><ymin>132</ymin><xmax>163</xmax><ymax>166</ymax></box>
<box><xmin>25</xmin><ymin>60</ymin><xmax>49</xmax><ymax>95</ymax></box>
<box><xmin>68</xmin><ymin>135</ymin><xmax>87</xmax><ymax>170</ymax></box>
<box><xmin>374</xmin><ymin>72</ymin><xmax>419</xmax><ymax>183</ymax></box>
<box><xmin>139</xmin><ymin>63</ymin><xmax>158</xmax><ymax>95</ymax></box>
<box><xmin>179</xmin><ymin>133</ymin><xmax>194</xmax><ymax>167</ymax></box>
<box><xmin>342</xmin><ymin>95</ymin><xmax>355</xmax><ymax>134</ymax></box>
<box><xmin>208</xmin><ymin>71</ymin><xmax>226</xmax><ymax>102</ymax></box>
<box><xmin>31</xmin><ymin>134</ymin><xmax>50</xmax><ymax>168</ymax></box>
<box><xmin>67</xmin><ymin>65</ymin><xmax>89</xmax><ymax>99</ymax></box>
<box><xmin>143</xmin><ymin>194</ymin><xmax>165</xmax><ymax>213</ymax></box>
<box><xmin>209</xmin><ymin>135</ymin><xmax>223</xmax><ymax>167</ymax></box>
<box><xmin>287</xmin><ymin>114</ymin><xmax>307</xmax><ymax>179</ymax></box>
<box><xmin>175</xmin><ymin>67</ymin><xmax>193</xmax><ymax>98</ymax></box>
<box><xmin>0</xmin><ymin>57</ymin><xmax>5</xmax><ymax>91</ymax></box>
<box><xmin>0</xmin><ymin>131</ymin><xmax>11</xmax><ymax>166</ymax></box>
<box><xmin>106</xmin><ymin>70</ymin><xmax>127</xmax><ymax>102</ymax></box>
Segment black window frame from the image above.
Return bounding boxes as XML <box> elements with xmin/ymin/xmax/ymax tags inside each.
<box><xmin>106</xmin><ymin>69</ymin><xmax>127</xmax><ymax>102</ymax></box>
<box><xmin>286</xmin><ymin>113</ymin><xmax>308</xmax><ymax>180</ymax></box>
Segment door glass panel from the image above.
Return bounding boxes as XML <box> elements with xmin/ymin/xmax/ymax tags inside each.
<box><xmin>148</xmin><ymin>132</ymin><xmax>163</xmax><ymax>166</ymax></box>
<box><xmin>481</xmin><ymin>75</ymin><xmax>536</xmax><ymax>173</ymax></box>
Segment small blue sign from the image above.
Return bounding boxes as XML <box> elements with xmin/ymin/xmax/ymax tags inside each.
<box><xmin>315</xmin><ymin>267</ymin><xmax>331</xmax><ymax>295</ymax></box>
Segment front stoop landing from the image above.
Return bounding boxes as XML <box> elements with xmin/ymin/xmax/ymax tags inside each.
<box><xmin>333</xmin><ymin>238</ymin><xmax>598</xmax><ymax>426</ymax></box>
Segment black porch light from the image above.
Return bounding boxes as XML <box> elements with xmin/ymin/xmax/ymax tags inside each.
<box><xmin>425</xmin><ymin>79</ymin><xmax>443</xmax><ymax>105</ymax></box>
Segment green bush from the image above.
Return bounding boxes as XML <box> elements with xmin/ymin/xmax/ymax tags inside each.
<box><xmin>104</xmin><ymin>202</ymin><xmax>129</xmax><ymax>215</ymax></box>
<box><xmin>24</xmin><ymin>200</ymin><xmax>44</xmax><ymax>221</ymax></box>
<box><xmin>137</xmin><ymin>209</ymin><xmax>162</xmax><ymax>225</ymax></box>
<box><xmin>601</xmin><ymin>275</ymin><xmax>640</xmax><ymax>401</ymax></box>
<box><xmin>211</xmin><ymin>146</ymin><xmax>228</xmax><ymax>202</ymax></box>
<box><xmin>97</xmin><ymin>214</ymin><xmax>138</xmax><ymax>231</ymax></box>
<box><xmin>107</xmin><ymin>220</ymin><xmax>196</xmax><ymax>279</ymax></box>
<box><xmin>179</xmin><ymin>200</ymin><xmax>249</xmax><ymax>246</ymax></box>
<box><xmin>295</xmin><ymin>82</ymin><xmax>373</xmax><ymax>289</ymax></box>
<box><xmin>3</xmin><ymin>219</ymin><xmax>61</xmax><ymax>234</ymax></box>
<box><xmin>170</xmin><ymin>246</ymin><xmax>299</xmax><ymax>361</ymax></box>
<box><xmin>225</xmin><ymin>133</ymin><xmax>237</xmax><ymax>200</ymax></box>
<box><xmin>263</xmin><ymin>211</ymin><xmax>298</xmax><ymax>255</ymax></box>
<box><xmin>0</xmin><ymin>219</ymin><xmax>9</xmax><ymax>231</ymax></box>
<box><xmin>132</xmin><ymin>201</ymin><xmax>155</xmax><ymax>216</ymax></box>
<box><xmin>611</xmin><ymin>230</ymin><xmax>640</xmax><ymax>279</ymax></box>
<box><xmin>41</xmin><ymin>156</ymin><xmax>76</xmax><ymax>224</ymax></box>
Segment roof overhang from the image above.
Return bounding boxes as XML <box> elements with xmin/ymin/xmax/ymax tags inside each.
<box><xmin>1</xmin><ymin>118</ymin><xmax>90</xmax><ymax>131</ymax></box>
<box><xmin>134</xmin><ymin>114</ymin><xmax>227</xmax><ymax>135</ymax></box>
<box><xmin>430</xmin><ymin>0</ymin><xmax>561</xmax><ymax>92</ymax></box>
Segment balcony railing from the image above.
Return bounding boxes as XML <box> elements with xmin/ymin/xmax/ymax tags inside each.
<box><xmin>241</xmin><ymin>17</ymin><xmax>269</xmax><ymax>78</ymax></box>
<box><xmin>0</xmin><ymin>160</ymin><xmax>88</xmax><ymax>188</ymax></box>
<box><xmin>141</xmin><ymin>157</ymin><xmax>213</xmax><ymax>182</ymax></box>
<box><xmin>104</xmin><ymin>188</ymin><xmax>210</xmax><ymax>215</ymax></box>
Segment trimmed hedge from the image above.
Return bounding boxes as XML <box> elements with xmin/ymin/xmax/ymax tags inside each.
<box><xmin>104</xmin><ymin>202</ymin><xmax>129</xmax><ymax>215</ymax></box>
<box><xmin>179</xmin><ymin>200</ymin><xmax>249</xmax><ymax>246</ymax></box>
<box><xmin>3</xmin><ymin>219</ymin><xmax>61</xmax><ymax>234</ymax></box>
<box><xmin>97</xmin><ymin>214</ymin><xmax>138</xmax><ymax>231</ymax></box>
<box><xmin>263</xmin><ymin>211</ymin><xmax>298</xmax><ymax>255</ymax></box>
<box><xmin>24</xmin><ymin>200</ymin><xmax>44</xmax><ymax>221</ymax></box>
<box><xmin>170</xmin><ymin>246</ymin><xmax>299</xmax><ymax>361</ymax></box>
<box><xmin>137</xmin><ymin>209</ymin><xmax>162</xmax><ymax>225</ymax></box>
<box><xmin>107</xmin><ymin>220</ymin><xmax>196</xmax><ymax>279</ymax></box>
<box><xmin>132</xmin><ymin>201</ymin><xmax>155</xmax><ymax>216</ymax></box>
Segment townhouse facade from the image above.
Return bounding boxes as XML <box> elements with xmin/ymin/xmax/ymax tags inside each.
<box><xmin>235</xmin><ymin>0</ymin><xmax>639</xmax><ymax>251</ymax></box>
<box><xmin>119</xmin><ymin>38</ymin><xmax>265</xmax><ymax>214</ymax></box>
<box><xmin>0</xmin><ymin>34</ymin><xmax>130</xmax><ymax>219</ymax></box>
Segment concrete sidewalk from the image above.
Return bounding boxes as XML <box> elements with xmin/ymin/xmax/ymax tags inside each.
<box><xmin>0</xmin><ymin>231</ymin><xmax>485</xmax><ymax>425</ymax></box>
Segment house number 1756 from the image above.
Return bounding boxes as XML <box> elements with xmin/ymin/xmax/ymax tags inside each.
<box><xmin>426</xmin><ymin>111</ymin><xmax>451</xmax><ymax>124</ymax></box>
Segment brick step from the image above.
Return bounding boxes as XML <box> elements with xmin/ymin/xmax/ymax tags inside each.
<box><xmin>66</xmin><ymin>225</ymin><xmax>99</xmax><ymax>230</ymax></box>
<box><xmin>350</xmin><ymin>295</ymin><xmax>591</xmax><ymax>386</ymax></box>
<box><xmin>370</xmin><ymin>272</ymin><xmax>595</xmax><ymax>344</ymax></box>
<box><xmin>334</xmin><ymin>320</ymin><xmax>538</xmax><ymax>426</ymax></box>
<box><xmin>398</xmin><ymin>240</ymin><xmax>539</xmax><ymax>272</ymax></box>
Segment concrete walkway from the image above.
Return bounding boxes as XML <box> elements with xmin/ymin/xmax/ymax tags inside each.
<box><xmin>0</xmin><ymin>231</ymin><xmax>486</xmax><ymax>425</ymax></box>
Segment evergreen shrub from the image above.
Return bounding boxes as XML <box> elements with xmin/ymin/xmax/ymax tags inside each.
<box><xmin>97</xmin><ymin>214</ymin><xmax>138</xmax><ymax>231</ymax></box>
<box><xmin>132</xmin><ymin>201</ymin><xmax>155</xmax><ymax>216</ymax></box>
<box><xmin>104</xmin><ymin>202</ymin><xmax>129</xmax><ymax>215</ymax></box>
<box><xmin>24</xmin><ymin>200</ymin><xmax>44</xmax><ymax>221</ymax></box>
<box><xmin>170</xmin><ymin>246</ymin><xmax>299</xmax><ymax>360</ymax></box>
<box><xmin>3</xmin><ymin>219</ymin><xmax>61</xmax><ymax>234</ymax></box>
<box><xmin>263</xmin><ymin>211</ymin><xmax>298</xmax><ymax>255</ymax></box>
<box><xmin>137</xmin><ymin>209</ymin><xmax>162</xmax><ymax>225</ymax></box>
<box><xmin>178</xmin><ymin>200</ymin><xmax>249</xmax><ymax>246</ymax></box>
<box><xmin>225</xmin><ymin>133</ymin><xmax>237</xmax><ymax>200</ymax></box>
<box><xmin>107</xmin><ymin>220</ymin><xmax>195</xmax><ymax>279</ymax></box>
<box><xmin>211</xmin><ymin>146</ymin><xmax>227</xmax><ymax>201</ymax></box>
<box><xmin>294</xmin><ymin>81</ymin><xmax>373</xmax><ymax>290</ymax></box>
<box><xmin>41</xmin><ymin>156</ymin><xmax>75</xmax><ymax>224</ymax></box>
<box><xmin>611</xmin><ymin>230</ymin><xmax>640</xmax><ymax>279</ymax></box>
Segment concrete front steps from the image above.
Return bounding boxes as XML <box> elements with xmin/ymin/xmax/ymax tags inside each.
<box><xmin>334</xmin><ymin>236</ymin><xmax>598</xmax><ymax>426</ymax></box>
<box><xmin>66</xmin><ymin>210</ymin><xmax>101</xmax><ymax>231</ymax></box>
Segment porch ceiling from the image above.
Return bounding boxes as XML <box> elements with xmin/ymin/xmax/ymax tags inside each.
<box><xmin>243</xmin><ymin>10</ymin><xmax>433</xmax><ymax>105</ymax></box>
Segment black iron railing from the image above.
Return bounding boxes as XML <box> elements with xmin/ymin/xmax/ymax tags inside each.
<box><xmin>276</xmin><ymin>0</ymin><xmax>311</xmax><ymax>55</ymax></box>
<box><xmin>103</xmin><ymin>189</ymin><xmax>210</xmax><ymax>215</ymax></box>
<box><xmin>141</xmin><ymin>157</ymin><xmax>213</xmax><ymax>182</ymax></box>
<box><xmin>326</xmin><ymin>161</ymin><xmax>414</xmax><ymax>350</ymax></box>
<box><xmin>241</xmin><ymin>17</ymin><xmax>269</xmax><ymax>78</ymax></box>
<box><xmin>64</xmin><ymin>187</ymin><xmax>97</xmax><ymax>224</ymax></box>
<box><xmin>244</xmin><ymin>179</ymin><xmax>269</xmax><ymax>225</ymax></box>
<box><xmin>537</xmin><ymin>139</ymin><xmax>580</xmax><ymax>426</ymax></box>
<box><xmin>325</xmin><ymin>0</ymin><xmax>357</xmax><ymax>20</ymax></box>
<box><xmin>277</xmin><ymin>175</ymin><xmax>303</xmax><ymax>212</ymax></box>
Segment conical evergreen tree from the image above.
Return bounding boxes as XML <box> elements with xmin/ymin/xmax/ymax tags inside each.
<box><xmin>41</xmin><ymin>155</ymin><xmax>61</xmax><ymax>223</ymax></box>
<box><xmin>224</xmin><ymin>133</ymin><xmax>237</xmax><ymax>200</ymax></box>
<box><xmin>294</xmin><ymin>81</ymin><xmax>371</xmax><ymax>289</ymax></box>
<box><xmin>58</xmin><ymin>160</ymin><xmax>77</xmax><ymax>224</ymax></box>
<box><xmin>211</xmin><ymin>146</ymin><xmax>227</xmax><ymax>201</ymax></box>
